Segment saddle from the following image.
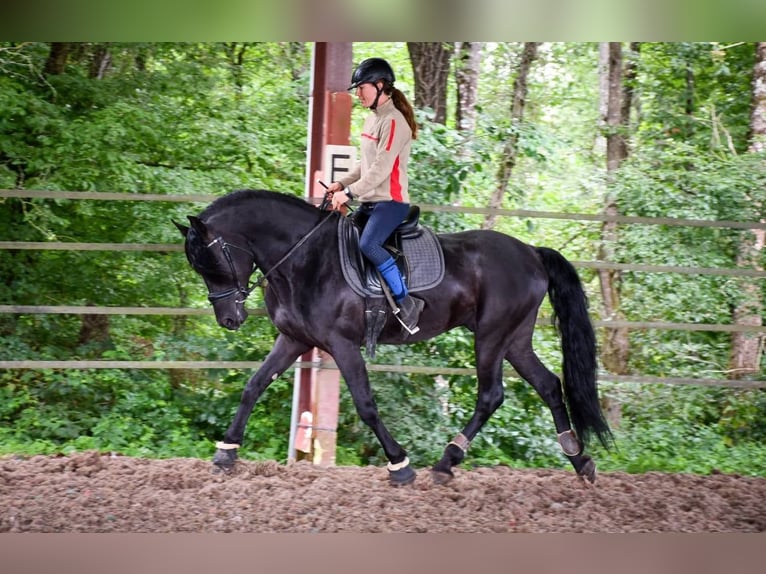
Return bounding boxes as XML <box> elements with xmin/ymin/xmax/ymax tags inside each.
<box><xmin>337</xmin><ymin>205</ymin><xmax>445</xmax><ymax>298</ymax></box>
<box><xmin>337</xmin><ymin>205</ymin><xmax>445</xmax><ymax>357</ymax></box>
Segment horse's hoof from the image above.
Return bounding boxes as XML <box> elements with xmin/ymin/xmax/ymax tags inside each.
<box><xmin>212</xmin><ymin>447</ymin><xmax>238</xmax><ymax>473</ymax></box>
<box><xmin>577</xmin><ymin>456</ymin><xmax>597</xmax><ymax>484</ymax></box>
<box><xmin>388</xmin><ymin>465</ymin><xmax>416</xmax><ymax>486</ymax></box>
<box><xmin>430</xmin><ymin>469</ymin><xmax>454</xmax><ymax>485</ymax></box>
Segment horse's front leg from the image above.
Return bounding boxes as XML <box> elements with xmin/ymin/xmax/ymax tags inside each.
<box><xmin>332</xmin><ymin>342</ymin><xmax>416</xmax><ymax>486</ymax></box>
<box><xmin>213</xmin><ymin>333</ymin><xmax>311</xmax><ymax>472</ymax></box>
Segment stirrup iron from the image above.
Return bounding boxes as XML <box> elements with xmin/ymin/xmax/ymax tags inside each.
<box><xmin>394</xmin><ymin>295</ymin><xmax>423</xmax><ymax>335</ymax></box>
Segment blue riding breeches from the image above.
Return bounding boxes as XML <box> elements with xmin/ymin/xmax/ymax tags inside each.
<box><xmin>358</xmin><ymin>201</ymin><xmax>410</xmax><ymax>266</ymax></box>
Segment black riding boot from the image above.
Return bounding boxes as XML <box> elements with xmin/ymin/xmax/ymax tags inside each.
<box><xmin>395</xmin><ymin>295</ymin><xmax>424</xmax><ymax>335</ymax></box>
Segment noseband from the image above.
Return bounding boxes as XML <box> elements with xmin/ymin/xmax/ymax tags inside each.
<box><xmin>204</xmin><ymin>212</ymin><xmax>335</xmax><ymax>305</ymax></box>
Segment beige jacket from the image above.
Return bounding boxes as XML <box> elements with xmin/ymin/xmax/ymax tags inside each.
<box><xmin>339</xmin><ymin>98</ymin><xmax>411</xmax><ymax>203</ymax></box>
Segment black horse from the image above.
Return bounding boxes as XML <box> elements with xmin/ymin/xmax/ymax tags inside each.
<box><xmin>175</xmin><ymin>189</ymin><xmax>612</xmax><ymax>485</ymax></box>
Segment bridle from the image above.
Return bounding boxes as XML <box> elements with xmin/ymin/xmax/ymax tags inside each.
<box><xmin>204</xmin><ymin>212</ymin><xmax>335</xmax><ymax>305</ymax></box>
<box><xmin>205</xmin><ymin>237</ymin><xmax>258</xmax><ymax>305</ymax></box>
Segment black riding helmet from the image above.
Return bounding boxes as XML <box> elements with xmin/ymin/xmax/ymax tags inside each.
<box><xmin>349</xmin><ymin>57</ymin><xmax>396</xmax><ymax>90</ymax></box>
<box><xmin>349</xmin><ymin>58</ymin><xmax>395</xmax><ymax>110</ymax></box>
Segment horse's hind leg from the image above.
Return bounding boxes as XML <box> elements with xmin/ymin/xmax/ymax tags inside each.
<box><xmin>505</xmin><ymin>344</ymin><xmax>596</xmax><ymax>482</ymax></box>
<box><xmin>431</xmin><ymin>336</ymin><xmax>506</xmax><ymax>484</ymax></box>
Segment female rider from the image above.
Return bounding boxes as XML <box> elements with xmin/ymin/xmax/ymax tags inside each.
<box><xmin>327</xmin><ymin>57</ymin><xmax>423</xmax><ymax>334</ymax></box>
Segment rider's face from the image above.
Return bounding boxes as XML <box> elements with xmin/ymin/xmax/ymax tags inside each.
<box><xmin>355</xmin><ymin>82</ymin><xmax>381</xmax><ymax>108</ymax></box>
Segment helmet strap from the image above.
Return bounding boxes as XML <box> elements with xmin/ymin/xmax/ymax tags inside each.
<box><xmin>370</xmin><ymin>83</ymin><xmax>384</xmax><ymax>110</ymax></box>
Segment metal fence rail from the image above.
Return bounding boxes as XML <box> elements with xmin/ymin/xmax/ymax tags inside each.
<box><xmin>0</xmin><ymin>359</ymin><xmax>763</xmax><ymax>389</ymax></box>
<box><xmin>2</xmin><ymin>188</ymin><xmax>764</xmax><ymax>389</ymax></box>
<box><xmin>4</xmin><ymin>188</ymin><xmax>766</xmax><ymax>230</ymax></box>
<box><xmin>1</xmin><ymin>305</ymin><xmax>765</xmax><ymax>333</ymax></box>
<box><xmin>4</xmin><ymin>242</ymin><xmax>766</xmax><ymax>279</ymax></box>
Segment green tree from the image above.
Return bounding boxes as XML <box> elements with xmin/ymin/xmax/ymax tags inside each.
<box><xmin>1</xmin><ymin>42</ymin><xmax>764</xmax><ymax>476</ymax></box>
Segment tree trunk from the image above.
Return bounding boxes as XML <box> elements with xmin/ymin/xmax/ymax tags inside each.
<box><xmin>455</xmin><ymin>42</ymin><xmax>482</xmax><ymax>133</ymax></box>
<box><xmin>223</xmin><ymin>43</ymin><xmax>255</xmax><ymax>174</ymax></box>
<box><xmin>43</xmin><ymin>42</ymin><xmax>71</xmax><ymax>75</ymax></box>
<box><xmin>482</xmin><ymin>42</ymin><xmax>540</xmax><ymax>230</ymax></box>
<box><xmin>620</xmin><ymin>43</ymin><xmax>640</xmax><ymax>128</ymax></box>
<box><xmin>285</xmin><ymin>42</ymin><xmax>308</xmax><ymax>82</ymax></box>
<box><xmin>78</xmin><ymin>304</ymin><xmax>110</xmax><ymax>348</ymax></box>
<box><xmin>89</xmin><ymin>43</ymin><xmax>112</xmax><ymax>79</ymax></box>
<box><xmin>407</xmin><ymin>42</ymin><xmax>454</xmax><ymax>125</ymax></box>
<box><xmin>597</xmin><ymin>42</ymin><xmax>632</xmax><ymax>375</ymax></box>
<box><xmin>729</xmin><ymin>42</ymin><xmax>766</xmax><ymax>379</ymax></box>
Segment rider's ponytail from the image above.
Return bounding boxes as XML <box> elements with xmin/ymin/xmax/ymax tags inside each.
<box><xmin>389</xmin><ymin>87</ymin><xmax>418</xmax><ymax>140</ymax></box>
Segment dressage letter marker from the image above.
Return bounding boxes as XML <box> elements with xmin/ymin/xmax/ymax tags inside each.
<box><xmin>324</xmin><ymin>145</ymin><xmax>356</xmax><ymax>182</ymax></box>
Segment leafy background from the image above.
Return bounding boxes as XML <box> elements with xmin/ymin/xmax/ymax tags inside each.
<box><xmin>1</xmin><ymin>42</ymin><xmax>764</xmax><ymax>476</ymax></box>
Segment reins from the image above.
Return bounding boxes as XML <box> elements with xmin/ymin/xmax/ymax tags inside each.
<box><xmin>205</xmin><ymin>210</ymin><xmax>335</xmax><ymax>303</ymax></box>
<box><xmin>255</xmin><ymin>211</ymin><xmax>335</xmax><ymax>287</ymax></box>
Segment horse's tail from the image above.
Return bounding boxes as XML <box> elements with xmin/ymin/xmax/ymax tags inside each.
<box><xmin>535</xmin><ymin>246</ymin><xmax>613</xmax><ymax>450</ymax></box>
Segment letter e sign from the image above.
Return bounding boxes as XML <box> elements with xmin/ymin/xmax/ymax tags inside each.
<box><xmin>324</xmin><ymin>145</ymin><xmax>356</xmax><ymax>183</ymax></box>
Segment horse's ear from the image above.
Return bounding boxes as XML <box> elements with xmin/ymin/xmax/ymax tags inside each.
<box><xmin>173</xmin><ymin>220</ymin><xmax>189</xmax><ymax>237</ymax></box>
<box><xmin>187</xmin><ymin>215</ymin><xmax>208</xmax><ymax>236</ymax></box>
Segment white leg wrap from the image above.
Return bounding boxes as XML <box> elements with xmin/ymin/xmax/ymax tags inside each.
<box><xmin>387</xmin><ymin>457</ymin><xmax>410</xmax><ymax>472</ymax></box>
<box><xmin>215</xmin><ymin>441</ymin><xmax>241</xmax><ymax>450</ymax></box>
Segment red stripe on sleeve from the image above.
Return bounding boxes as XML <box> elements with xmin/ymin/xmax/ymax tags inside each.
<box><xmin>386</xmin><ymin>119</ymin><xmax>396</xmax><ymax>151</ymax></box>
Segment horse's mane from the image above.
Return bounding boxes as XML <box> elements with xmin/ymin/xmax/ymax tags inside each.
<box><xmin>187</xmin><ymin>189</ymin><xmax>319</xmax><ymax>276</ymax></box>
<box><xmin>200</xmin><ymin>189</ymin><xmax>313</xmax><ymax>219</ymax></box>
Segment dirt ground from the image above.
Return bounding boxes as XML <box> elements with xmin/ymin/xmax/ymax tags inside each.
<box><xmin>1</xmin><ymin>451</ymin><xmax>764</xmax><ymax>533</ymax></box>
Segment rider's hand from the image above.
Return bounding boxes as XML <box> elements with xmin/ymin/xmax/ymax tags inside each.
<box><xmin>326</xmin><ymin>181</ymin><xmax>343</xmax><ymax>193</ymax></box>
<box><xmin>331</xmin><ymin>190</ymin><xmax>350</xmax><ymax>210</ymax></box>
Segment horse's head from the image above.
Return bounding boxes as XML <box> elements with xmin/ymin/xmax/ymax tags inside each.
<box><xmin>175</xmin><ymin>216</ymin><xmax>255</xmax><ymax>330</ymax></box>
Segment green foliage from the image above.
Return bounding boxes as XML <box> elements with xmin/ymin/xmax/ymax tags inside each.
<box><xmin>590</xmin><ymin>381</ymin><xmax>766</xmax><ymax>476</ymax></box>
<box><xmin>613</xmin><ymin>141</ymin><xmax>766</xmax><ymax>379</ymax></box>
<box><xmin>0</xmin><ymin>367</ymin><xmax>210</xmax><ymax>458</ymax></box>
<box><xmin>591</xmin><ymin>419</ymin><xmax>766</xmax><ymax>476</ymax></box>
<box><xmin>409</xmin><ymin>111</ymin><xmax>476</xmax><ymax>232</ymax></box>
<box><xmin>635</xmin><ymin>42</ymin><xmax>755</xmax><ymax>152</ymax></box>
<box><xmin>1</xmin><ymin>42</ymin><xmax>764</xmax><ymax>478</ymax></box>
